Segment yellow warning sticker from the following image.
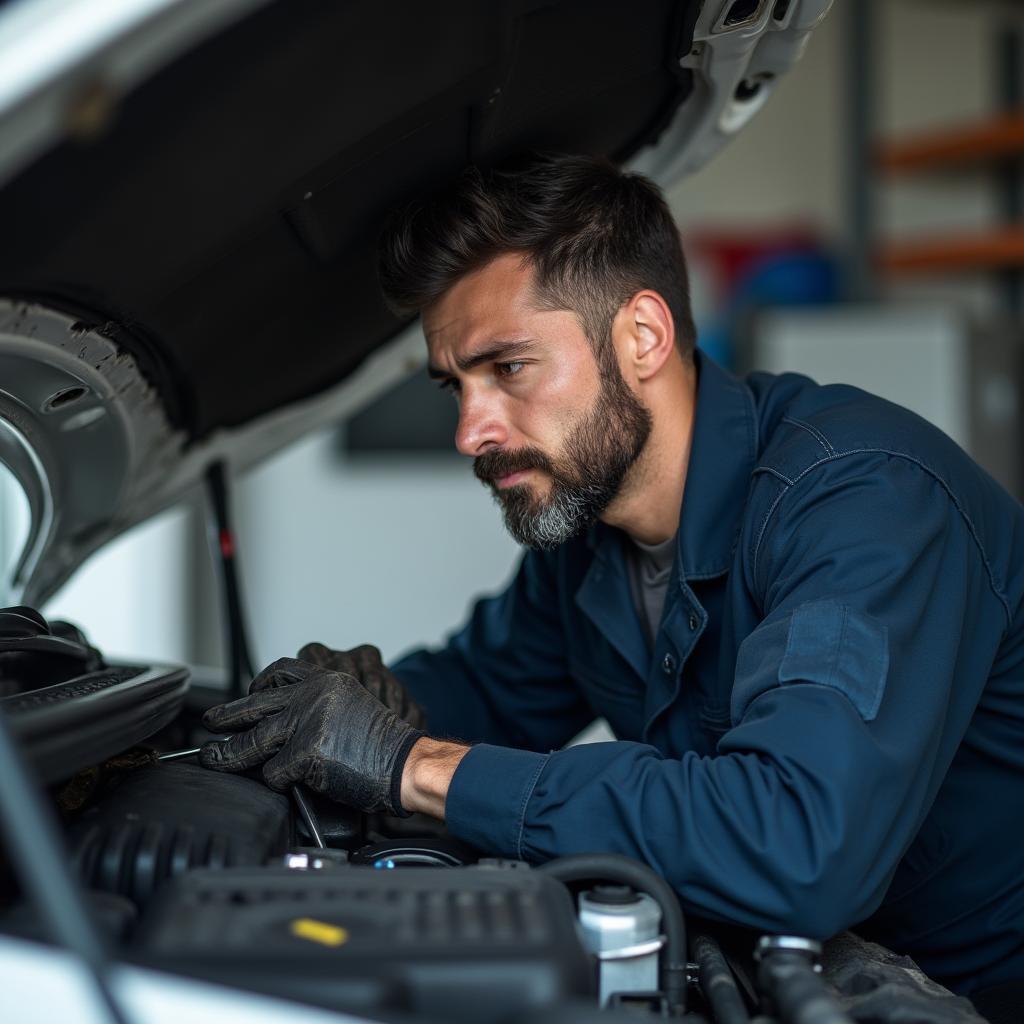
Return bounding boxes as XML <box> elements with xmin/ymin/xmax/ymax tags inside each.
<box><xmin>289</xmin><ymin>917</ymin><xmax>350</xmax><ymax>947</ymax></box>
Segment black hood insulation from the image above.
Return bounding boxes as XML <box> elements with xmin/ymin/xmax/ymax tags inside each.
<box><xmin>0</xmin><ymin>0</ymin><xmax>698</xmax><ymax>440</ymax></box>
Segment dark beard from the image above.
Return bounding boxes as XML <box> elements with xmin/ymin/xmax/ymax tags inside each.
<box><xmin>473</xmin><ymin>360</ymin><xmax>652</xmax><ymax>549</ymax></box>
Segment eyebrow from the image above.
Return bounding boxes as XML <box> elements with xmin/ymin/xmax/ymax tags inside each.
<box><xmin>427</xmin><ymin>339</ymin><xmax>535</xmax><ymax>380</ymax></box>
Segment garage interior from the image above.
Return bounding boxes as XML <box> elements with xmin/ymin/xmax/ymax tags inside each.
<box><xmin>1</xmin><ymin>2</ymin><xmax>1023</xmax><ymax>1022</ymax></box>
<box><xmin>14</xmin><ymin>0</ymin><xmax>1021</xmax><ymax>676</ymax></box>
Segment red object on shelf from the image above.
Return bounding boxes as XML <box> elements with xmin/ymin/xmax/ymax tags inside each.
<box><xmin>685</xmin><ymin>228</ymin><xmax>822</xmax><ymax>299</ymax></box>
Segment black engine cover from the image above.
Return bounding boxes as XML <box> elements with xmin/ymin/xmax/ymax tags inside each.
<box><xmin>68</xmin><ymin>763</ymin><xmax>292</xmax><ymax>906</ymax></box>
<box><xmin>140</xmin><ymin>865</ymin><xmax>594</xmax><ymax>1020</ymax></box>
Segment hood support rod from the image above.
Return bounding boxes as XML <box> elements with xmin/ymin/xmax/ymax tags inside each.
<box><xmin>204</xmin><ymin>461</ymin><xmax>256</xmax><ymax>700</ymax></box>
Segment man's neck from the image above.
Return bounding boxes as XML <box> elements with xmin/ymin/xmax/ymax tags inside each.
<box><xmin>600</xmin><ymin>355</ymin><xmax>697</xmax><ymax>546</ymax></box>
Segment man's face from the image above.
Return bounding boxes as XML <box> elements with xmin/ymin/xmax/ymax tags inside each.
<box><xmin>423</xmin><ymin>254</ymin><xmax>651</xmax><ymax>548</ymax></box>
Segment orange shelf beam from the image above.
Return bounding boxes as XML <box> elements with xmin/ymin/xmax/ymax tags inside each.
<box><xmin>877</xmin><ymin>227</ymin><xmax>1024</xmax><ymax>275</ymax></box>
<box><xmin>876</xmin><ymin>112</ymin><xmax>1024</xmax><ymax>173</ymax></box>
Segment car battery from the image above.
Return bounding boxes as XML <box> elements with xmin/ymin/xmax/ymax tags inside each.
<box><xmin>138</xmin><ymin>865</ymin><xmax>595</xmax><ymax>1021</ymax></box>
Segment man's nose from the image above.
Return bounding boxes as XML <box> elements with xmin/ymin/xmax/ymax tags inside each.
<box><xmin>454</xmin><ymin>388</ymin><xmax>509</xmax><ymax>457</ymax></box>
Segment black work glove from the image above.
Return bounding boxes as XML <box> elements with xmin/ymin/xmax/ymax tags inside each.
<box><xmin>295</xmin><ymin>642</ymin><xmax>426</xmax><ymax>730</ymax></box>
<box><xmin>198</xmin><ymin>658</ymin><xmax>423</xmax><ymax>816</ymax></box>
<box><xmin>823</xmin><ymin>933</ymin><xmax>987</xmax><ymax>1024</ymax></box>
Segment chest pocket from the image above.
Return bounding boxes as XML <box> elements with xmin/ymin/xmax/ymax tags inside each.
<box><xmin>568</xmin><ymin>655</ymin><xmax>646</xmax><ymax>740</ymax></box>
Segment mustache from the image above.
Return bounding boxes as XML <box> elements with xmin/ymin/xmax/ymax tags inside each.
<box><xmin>474</xmin><ymin>447</ymin><xmax>555</xmax><ymax>484</ymax></box>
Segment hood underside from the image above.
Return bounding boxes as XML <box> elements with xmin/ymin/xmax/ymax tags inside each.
<box><xmin>0</xmin><ymin>0</ymin><xmax>832</xmax><ymax>604</ymax></box>
<box><xmin>1</xmin><ymin>0</ymin><xmax>702</xmax><ymax>438</ymax></box>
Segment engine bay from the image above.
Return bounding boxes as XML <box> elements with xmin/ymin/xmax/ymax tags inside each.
<box><xmin>0</xmin><ymin>610</ymin><xmax>995</xmax><ymax>1023</ymax></box>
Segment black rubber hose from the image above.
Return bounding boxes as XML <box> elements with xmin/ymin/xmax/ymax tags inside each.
<box><xmin>538</xmin><ymin>853</ymin><xmax>687</xmax><ymax>1016</ymax></box>
<box><xmin>759</xmin><ymin>951</ymin><xmax>853</xmax><ymax>1024</ymax></box>
<box><xmin>691</xmin><ymin>933</ymin><xmax>751</xmax><ymax>1024</ymax></box>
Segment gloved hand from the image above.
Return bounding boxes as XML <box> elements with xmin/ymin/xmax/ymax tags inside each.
<box><xmin>295</xmin><ymin>641</ymin><xmax>426</xmax><ymax>729</ymax></box>
<box><xmin>199</xmin><ymin>658</ymin><xmax>423</xmax><ymax>815</ymax></box>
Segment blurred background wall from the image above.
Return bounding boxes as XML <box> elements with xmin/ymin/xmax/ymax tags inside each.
<box><xmin>32</xmin><ymin>0</ymin><xmax>1024</xmax><ymax>677</ymax></box>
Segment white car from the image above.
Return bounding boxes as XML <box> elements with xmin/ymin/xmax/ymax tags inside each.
<box><xmin>0</xmin><ymin>4</ymin><xmax>858</xmax><ymax>1024</ymax></box>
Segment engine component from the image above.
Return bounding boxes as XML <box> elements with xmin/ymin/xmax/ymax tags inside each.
<box><xmin>139</xmin><ymin>865</ymin><xmax>594</xmax><ymax>1022</ymax></box>
<box><xmin>350</xmin><ymin>836</ymin><xmax>478</xmax><ymax>868</ymax></box>
<box><xmin>67</xmin><ymin>762</ymin><xmax>292</xmax><ymax>906</ymax></box>
<box><xmin>821</xmin><ymin>932</ymin><xmax>989</xmax><ymax>1024</ymax></box>
<box><xmin>0</xmin><ymin>606</ymin><xmax>102</xmax><ymax>695</ymax></box>
<box><xmin>539</xmin><ymin>853</ymin><xmax>688</xmax><ymax>1016</ymax></box>
<box><xmin>1</xmin><ymin>890</ymin><xmax>137</xmax><ymax>944</ymax></box>
<box><xmin>282</xmin><ymin>849</ymin><xmax>349</xmax><ymax>870</ymax></box>
<box><xmin>692</xmin><ymin>932</ymin><xmax>752</xmax><ymax>1024</ymax></box>
<box><xmin>0</xmin><ymin>605</ymin><xmax>187</xmax><ymax>783</ymax></box>
<box><xmin>289</xmin><ymin>782</ymin><xmax>325</xmax><ymax>849</ymax></box>
<box><xmin>578</xmin><ymin>885</ymin><xmax>663</xmax><ymax>1006</ymax></box>
<box><xmin>156</xmin><ymin>746</ymin><xmax>203</xmax><ymax>762</ymax></box>
<box><xmin>297</xmin><ymin>789</ymin><xmax>364</xmax><ymax>849</ymax></box>
<box><xmin>3</xmin><ymin>661</ymin><xmax>189</xmax><ymax>784</ymax></box>
<box><xmin>756</xmin><ymin>936</ymin><xmax>853</xmax><ymax>1024</ymax></box>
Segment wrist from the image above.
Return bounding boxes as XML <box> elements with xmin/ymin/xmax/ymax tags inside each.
<box><xmin>387</xmin><ymin>727</ymin><xmax>424</xmax><ymax>816</ymax></box>
<box><xmin>399</xmin><ymin>736</ymin><xmax>469</xmax><ymax>819</ymax></box>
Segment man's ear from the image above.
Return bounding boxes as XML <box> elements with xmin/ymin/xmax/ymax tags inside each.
<box><xmin>614</xmin><ymin>290</ymin><xmax>676</xmax><ymax>381</ymax></box>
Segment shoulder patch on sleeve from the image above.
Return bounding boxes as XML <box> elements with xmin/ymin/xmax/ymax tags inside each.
<box><xmin>779</xmin><ymin>599</ymin><xmax>889</xmax><ymax>721</ymax></box>
<box><xmin>731</xmin><ymin>599</ymin><xmax>890</xmax><ymax>725</ymax></box>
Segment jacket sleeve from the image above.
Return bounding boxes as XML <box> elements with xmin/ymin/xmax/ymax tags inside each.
<box><xmin>391</xmin><ymin>548</ymin><xmax>595</xmax><ymax>751</ymax></box>
<box><xmin>443</xmin><ymin>453</ymin><xmax>1007</xmax><ymax>937</ymax></box>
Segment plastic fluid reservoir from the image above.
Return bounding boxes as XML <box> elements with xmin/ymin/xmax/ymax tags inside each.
<box><xmin>578</xmin><ymin>884</ymin><xmax>664</xmax><ymax>1006</ymax></box>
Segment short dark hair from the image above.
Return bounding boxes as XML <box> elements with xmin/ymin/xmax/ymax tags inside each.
<box><xmin>377</xmin><ymin>153</ymin><xmax>696</xmax><ymax>362</ymax></box>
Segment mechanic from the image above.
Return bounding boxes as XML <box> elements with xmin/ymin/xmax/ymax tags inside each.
<box><xmin>201</xmin><ymin>154</ymin><xmax>1024</xmax><ymax>998</ymax></box>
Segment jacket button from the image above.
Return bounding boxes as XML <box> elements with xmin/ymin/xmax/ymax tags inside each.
<box><xmin>661</xmin><ymin>653</ymin><xmax>676</xmax><ymax>675</ymax></box>
<box><xmin>688</xmin><ymin>613</ymin><xmax>698</xmax><ymax>631</ymax></box>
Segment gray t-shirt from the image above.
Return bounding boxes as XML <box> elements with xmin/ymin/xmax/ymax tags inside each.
<box><xmin>625</xmin><ymin>533</ymin><xmax>677</xmax><ymax>649</ymax></box>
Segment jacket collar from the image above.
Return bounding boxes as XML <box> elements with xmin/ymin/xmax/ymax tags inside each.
<box><xmin>584</xmin><ymin>350</ymin><xmax>757</xmax><ymax>581</ymax></box>
<box><xmin>676</xmin><ymin>350</ymin><xmax>758</xmax><ymax>580</ymax></box>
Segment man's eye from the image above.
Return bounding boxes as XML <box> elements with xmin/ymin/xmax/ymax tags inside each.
<box><xmin>496</xmin><ymin>361</ymin><xmax>525</xmax><ymax>378</ymax></box>
<box><xmin>436</xmin><ymin>378</ymin><xmax>460</xmax><ymax>396</ymax></box>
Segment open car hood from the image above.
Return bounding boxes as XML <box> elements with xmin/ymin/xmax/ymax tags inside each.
<box><xmin>0</xmin><ymin>0</ymin><xmax>832</xmax><ymax>606</ymax></box>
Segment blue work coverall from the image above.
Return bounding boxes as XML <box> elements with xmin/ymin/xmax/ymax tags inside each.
<box><xmin>393</xmin><ymin>352</ymin><xmax>1024</xmax><ymax>994</ymax></box>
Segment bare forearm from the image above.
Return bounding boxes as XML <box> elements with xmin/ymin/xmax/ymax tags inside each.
<box><xmin>400</xmin><ymin>736</ymin><xmax>469</xmax><ymax>819</ymax></box>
